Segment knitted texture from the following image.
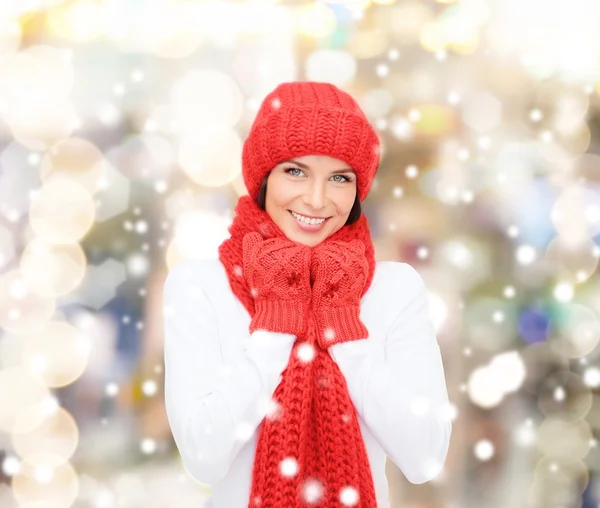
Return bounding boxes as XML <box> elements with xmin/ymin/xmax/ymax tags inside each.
<box><xmin>218</xmin><ymin>195</ymin><xmax>378</xmax><ymax>508</ymax></box>
<box><xmin>242</xmin><ymin>81</ymin><xmax>380</xmax><ymax>203</ymax></box>
<box><xmin>311</xmin><ymin>240</ymin><xmax>370</xmax><ymax>348</ymax></box>
<box><xmin>242</xmin><ymin>232</ymin><xmax>312</xmax><ymax>336</ymax></box>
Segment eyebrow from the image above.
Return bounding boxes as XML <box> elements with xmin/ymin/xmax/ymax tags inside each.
<box><xmin>286</xmin><ymin>159</ymin><xmax>356</xmax><ymax>175</ymax></box>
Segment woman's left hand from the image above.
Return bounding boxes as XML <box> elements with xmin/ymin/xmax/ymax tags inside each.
<box><xmin>310</xmin><ymin>239</ymin><xmax>370</xmax><ymax>349</ymax></box>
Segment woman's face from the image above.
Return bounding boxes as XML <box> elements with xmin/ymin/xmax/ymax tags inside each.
<box><xmin>265</xmin><ymin>154</ymin><xmax>357</xmax><ymax>247</ymax></box>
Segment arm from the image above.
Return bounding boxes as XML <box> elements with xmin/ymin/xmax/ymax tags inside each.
<box><xmin>328</xmin><ymin>263</ymin><xmax>452</xmax><ymax>484</ymax></box>
<box><xmin>163</xmin><ymin>261</ymin><xmax>296</xmax><ymax>485</ymax></box>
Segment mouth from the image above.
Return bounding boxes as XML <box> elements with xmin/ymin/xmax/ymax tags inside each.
<box><xmin>288</xmin><ymin>210</ymin><xmax>331</xmax><ymax>230</ymax></box>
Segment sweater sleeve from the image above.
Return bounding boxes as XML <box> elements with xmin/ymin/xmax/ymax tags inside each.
<box><xmin>163</xmin><ymin>261</ymin><xmax>296</xmax><ymax>485</ymax></box>
<box><xmin>328</xmin><ymin>263</ymin><xmax>452</xmax><ymax>484</ymax></box>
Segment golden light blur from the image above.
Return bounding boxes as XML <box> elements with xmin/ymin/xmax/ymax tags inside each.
<box><xmin>20</xmin><ymin>240</ymin><xmax>87</xmax><ymax>298</ymax></box>
<box><xmin>12</xmin><ymin>407</ymin><xmax>79</xmax><ymax>467</ymax></box>
<box><xmin>178</xmin><ymin>130</ymin><xmax>242</xmax><ymax>187</ymax></box>
<box><xmin>0</xmin><ymin>367</ymin><xmax>51</xmax><ymax>433</ymax></box>
<box><xmin>29</xmin><ymin>178</ymin><xmax>96</xmax><ymax>244</ymax></box>
<box><xmin>40</xmin><ymin>138</ymin><xmax>107</xmax><ymax>194</ymax></box>
<box><xmin>537</xmin><ymin>417</ymin><xmax>593</xmax><ymax>460</ymax></box>
<box><xmin>12</xmin><ymin>457</ymin><xmax>79</xmax><ymax>507</ymax></box>
<box><xmin>294</xmin><ymin>3</ymin><xmax>337</xmax><ymax>39</ymax></box>
<box><xmin>20</xmin><ymin>321</ymin><xmax>91</xmax><ymax>388</ymax></box>
<box><xmin>0</xmin><ymin>0</ymin><xmax>599</xmax><ymax>507</ymax></box>
<box><xmin>547</xmin><ymin>303</ymin><xmax>600</xmax><ymax>359</ymax></box>
<box><xmin>0</xmin><ymin>270</ymin><xmax>56</xmax><ymax>335</ymax></box>
<box><xmin>545</xmin><ymin>236</ymin><xmax>599</xmax><ymax>283</ymax></box>
<box><xmin>170</xmin><ymin>69</ymin><xmax>244</xmax><ymax>133</ymax></box>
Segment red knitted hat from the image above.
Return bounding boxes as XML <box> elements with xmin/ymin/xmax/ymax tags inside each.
<box><xmin>242</xmin><ymin>81</ymin><xmax>381</xmax><ymax>203</ymax></box>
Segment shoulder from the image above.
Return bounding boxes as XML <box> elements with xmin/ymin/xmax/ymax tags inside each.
<box><xmin>375</xmin><ymin>260</ymin><xmax>426</xmax><ymax>293</ymax></box>
<box><xmin>164</xmin><ymin>258</ymin><xmax>225</xmax><ymax>301</ymax></box>
<box><xmin>372</xmin><ymin>261</ymin><xmax>428</xmax><ymax>324</ymax></box>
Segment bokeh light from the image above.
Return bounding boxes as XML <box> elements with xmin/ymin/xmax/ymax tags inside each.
<box><xmin>0</xmin><ymin>1</ymin><xmax>599</xmax><ymax>507</ymax></box>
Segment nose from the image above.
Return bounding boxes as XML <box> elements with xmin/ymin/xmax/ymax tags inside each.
<box><xmin>302</xmin><ymin>178</ymin><xmax>327</xmax><ymax>211</ymax></box>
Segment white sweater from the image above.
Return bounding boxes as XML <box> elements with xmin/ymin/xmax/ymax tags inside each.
<box><xmin>163</xmin><ymin>258</ymin><xmax>452</xmax><ymax>508</ymax></box>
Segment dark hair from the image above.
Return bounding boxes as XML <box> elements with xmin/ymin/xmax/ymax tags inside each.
<box><xmin>256</xmin><ymin>173</ymin><xmax>362</xmax><ymax>226</ymax></box>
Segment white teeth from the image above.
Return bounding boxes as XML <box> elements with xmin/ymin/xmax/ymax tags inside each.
<box><xmin>291</xmin><ymin>211</ymin><xmax>326</xmax><ymax>225</ymax></box>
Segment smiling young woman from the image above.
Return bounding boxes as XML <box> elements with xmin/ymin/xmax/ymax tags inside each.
<box><xmin>163</xmin><ymin>81</ymin><xmax>452</xmax><ymax>508</ymax></box>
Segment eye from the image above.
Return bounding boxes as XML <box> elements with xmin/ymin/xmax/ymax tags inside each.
<box><xmin>332</xmin><ymin>174</ymin><xmax>352</xmax><ymax>183</ymax></box>
<box><xmin>283</xmin><ymin>166</ymin><xmax>303</xmax><ymax>177</ymax></box>
<box><xmin>283</xmin><ymin>166</ymin><xmax>353</xmax><ymax>183</ymax></box>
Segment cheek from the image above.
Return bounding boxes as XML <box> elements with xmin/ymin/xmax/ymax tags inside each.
<box><xmin>338</xmin><ymin>192</ymin><xmax>356</xmax><ymax>214</ymax></box>
<box><xmin>266</xmin><ymin>177</ymin><xmax>295</xmax><ymax>206</ymax></box>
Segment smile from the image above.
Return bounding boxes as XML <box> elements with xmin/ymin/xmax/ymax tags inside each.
<box><xmin>288</xmin><ymin>210</ymin><xmax>331</xmax><ymax>231</ymax></box>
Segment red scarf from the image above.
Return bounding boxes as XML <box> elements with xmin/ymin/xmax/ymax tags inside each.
<box><xmin>218</xmin><ymin>195</ymin><xmax>378</xmax><ymax>507</ymax></box>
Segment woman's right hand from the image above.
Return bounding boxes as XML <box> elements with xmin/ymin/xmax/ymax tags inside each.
<box><xmin>242</xmin><ymin>232</ymin><xmax>312</xmax><ymax>336</ymax></box>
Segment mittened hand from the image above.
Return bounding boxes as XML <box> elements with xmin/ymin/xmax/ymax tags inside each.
<box><xmin>310</xmin><ymin>239</ymin><xmax>370</xmax><ymax>348</ymax></box>
<box><xmin>242</xmin><ymin>232</ymin><xmax>312</xmax><ymax>336</ymax></box>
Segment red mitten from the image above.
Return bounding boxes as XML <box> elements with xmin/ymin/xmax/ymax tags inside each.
<box><xmin>243</xmin><ymin>232</ymin><xmax>312</xmax><ymax>336</ymax></box>
<box><xmin>310</xmin><ymin>239</ymin><xmax>370</xmax><ymax>349</ymax></box>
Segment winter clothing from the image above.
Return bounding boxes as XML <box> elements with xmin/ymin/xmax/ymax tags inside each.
<box><xmin>218</xmin><ymin>195</ymin><xmax>377</xmax><ymax>506</ymax></box>
<box><xmin>241</xmin><ymin>81</ymin><xmax>380</xmax><ymax>203</ymax></box>
<box><xmin>163</xmin><ymin>81</ymin><xmax>451</xmax><ymax>508</ymax></box>
<box><xmin>218</xmin><ymin>80</ymin><xmax>383</xmax><ymax>507</ymax></box>
<box><xmin>163</xmin><ymin>258</ymin><xmax>452</xmax><ymax>508</ymax></box>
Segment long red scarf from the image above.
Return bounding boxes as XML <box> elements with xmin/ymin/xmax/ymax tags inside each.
<box><xmin>218</xmin><ymin>195</ymin><xmax>378</xmax><ymax>507</ymax></box>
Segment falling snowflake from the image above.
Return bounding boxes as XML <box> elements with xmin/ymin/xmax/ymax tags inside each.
<box><xmin>233</xmin><ymin>264</ymin><xmax>243</xmax><ymax>277</ymax></box>
<box><xmin>2</xmin><ymin>455</ymin><xmax>20</xmax><ymax>476</ymax></box>
<box><xmin>302</xmin><ymin>478</ymin><xmax>325</xmax><ymax>504</ymax></box>
<box><xmin>474</xmin><ymin>439</ymin><xmax>494</xmax><ymax>461</ymax></box>
<box><xmin>323</xmin><ymin>327</ymin><xmax>336</xmax><ymax>343</ymax></box>
<box><xmin>280</xmin><ymin>457</ymin><xmax>298</xmax><ymax>477</ymax></box>
<box><xmin>297</xmin><ymin>342</ymin><xmax>315</xmax><ymax>363</ymax></box>
<box><xmin>251</xmin><ymin>287</ymin><xmax>258</xmax><ymax>297</ymax></box>
<box><xmin>257</xmin><ymin>395</ymin><xmax>283</xmax><ymax>421</ymax></box>
<box><xmin>265</xmin><ymin>398</ymin><xmax>283</xmax><ymax>421</ymax></box>
<box><xmin>141</xmin><ymin>379</ymin><xmax>157</xmax><ymax>396</ymax></box>
<box><xmin>340</xmin><ymin>486</ymin><xmax>359</xmax><ymax>506</ymax></box>
<box><xmin>140</xmin><ymin>438</ymin><xmax>156</xmax><ymax>454</ymax></box>
<box><xmin>105</xmin><ymin>382</ymin><xmax>119</xmax><ymax>397</ymax></box>
<box><xmin>341</xmin><ymin>414</ymin><xmax>350</xmax><ymax>424</ymax></box>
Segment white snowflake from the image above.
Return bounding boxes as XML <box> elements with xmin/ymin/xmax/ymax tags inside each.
<box><xmin>323</xmin><ymin>327</ymin><xmax>336</xmax><ymax>343</ymax></box>
<box><xmin>280</xmin><ymin>457</ymin><xmax>298</xmax><ymax>477</ymax></box>
<box><xmin>302</xmin><ymin>478</ymin><xmax>324</xmax><ymax>504</ymax></box>
<box><xmin>233</xmin><ymin>264</ymin><xmax>243</xmax><ymax>277</ymax></box>
<box><xmin>297</xmin><ymin>343</ymin><xmax>316</xmax><ymax>363</ymax></box>
<box><xmin>265</xmin><ymin>398</ymin><xmax>283</xmax><ymax>421</ymax></box>
<box><xmin>140</xmin><ymin>438</ymin><xmax>156</xmax><ymax>454</ymax></box>
<box><xmin>340</xmin><ymin>486</ymin><xmax>359</xmax><ymax>506</ymax></box>
<box><xmin>256</xmin><ymin>394</ymin><xmax>282</xmax><ymax>421</ymax></box>
<box><xmin>142</xmin><ymin>380</ymin><xmax>157</xmax><ymax>396</ymax></box>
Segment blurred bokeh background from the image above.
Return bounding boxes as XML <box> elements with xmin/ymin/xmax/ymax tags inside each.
<box><xmin>0</xmin><ymin>0</ymin><xmax>600</xmax><ymax>506</ymax></box>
